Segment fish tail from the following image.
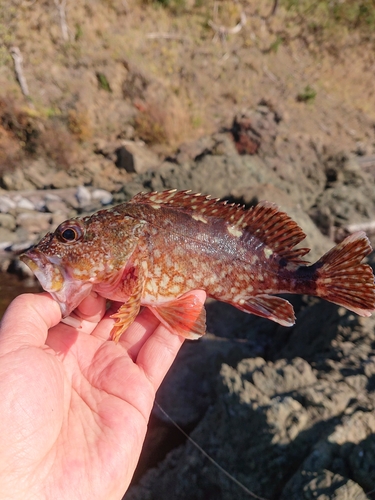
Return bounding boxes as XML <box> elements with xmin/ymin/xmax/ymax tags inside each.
<box><xmin>312</xmin><ymin>231</ymin><xmax>375</xmax><ymax>316</ymax></box>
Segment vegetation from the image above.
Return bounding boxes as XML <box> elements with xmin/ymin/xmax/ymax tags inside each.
<box><xmin>1</xmin><ymin>0</ymin><xmax>375</xmax><ymax>173</ymax></box>
<box><xmin>297</xmin><ymin>85</ymin><xmax>317</xmax><ymax>103</ymax></box>
<box><xmin>282</xmin><ymin>0</ymin><xmax>375</xmax><ymax>31</ymax></box>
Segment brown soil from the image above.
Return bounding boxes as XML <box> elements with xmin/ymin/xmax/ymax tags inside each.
<box><xmin>1</xmin><ymin>1</ymin><xmax>375</xmax><ymax>165</ymax></box>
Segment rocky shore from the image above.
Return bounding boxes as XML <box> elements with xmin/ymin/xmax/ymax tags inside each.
<box><xmin>1</xmin><ymin>117</ymin><xmax>375</xmax><ymax>499</ymax></box>
<box><xmin>2</xmin><ymin>1</ymin><xmax>375</xmax><ymax>498</ymax></box>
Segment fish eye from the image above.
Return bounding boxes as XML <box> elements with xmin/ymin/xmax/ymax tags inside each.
<box><xmin>57</xmin><ymin>221</ymin><xmax>84</xmax><ymax>243</ymax></box>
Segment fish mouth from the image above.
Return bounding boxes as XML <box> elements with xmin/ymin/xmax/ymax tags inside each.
<box><xmin>20</xmin><ymin>249</ymin><xmax>65</xmax><ymax>292</ymax></box>
<box><xmin>20</xmin><ymin>248</ymin><xmax>93</xmax><ymax>317</ymax></box>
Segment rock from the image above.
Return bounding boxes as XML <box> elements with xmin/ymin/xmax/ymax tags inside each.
<box><xmin>115</xmin><ymin>146</ymin><xmax>136</xmax><ymax>173</ymax></box>
<box><xmin>281</xmin><ymin>411</ymin><xmax>375</xmax><ymax>499</ymax></box>
<box><xmin>14</xmin><ymin>197</ymin><xmax>35</xmax><ymax>211</ymax></box>
<box><xmin>60</xmin><ymin>190</ymin><xmax>81</xmax><ymax>210</ymax></box>
<box><xmin>126</xmin><ymin>360</ymin><xmax>315</xmax><ymax>500</ymax></box>
<box><xmin>75</xmin><ymin>185</ymin><xmax>91</xmax><ymax>206</ymax></box>
<box><xmin>300</xmin><ymin>470</ymin><xmax>367</xmax><ymax>500</ymax></box>
<box><xmin>349</xmin><ymin>434</ymin><xmax>375</xmax><ymax>492</ymax></box>
<box><xmin>231</xmin><ymin>103</ymin><xmax>282</xmax><ymax>156</ymax></box>
<box><xmin>23</xmin><ymin>158</ymin><xmax>53</xmax><ymax>189</ymax></box>
<box><xmin>0</xmin><ymin>213</ymin><xmax>16</xmax><ymax>231</ymax></box>
<box><xmin>51</xmin><ymin>170</ymin><xmax>82</xmax><ymax>189</ymax></box>
<box><xmin>16</xmin><ymin>212</ymin><xmax>52</xmax><ymax>234</ymax></box>
<box><xmin>44</xmin><ymin>197</ymin><xmax>69</xmax><ymax>214</ymax></box>
<box><xmin>247</xmin><ymin>357</ymin><xmax>317</xmax><ymax>398</ymax></box>
<box><xmin>173</xmin><ymin>133</ymin><xmax>238</xmax><ymax>164</ymax></box>
<box><xmin>1</xmin><ymin>168</ymin><xmax>35</xmax><ymax>191</ymax></box>
<box><xmin>91</xmin><ymin>189</ymin><xmax>113</xmax><ymax>205</ymax></box>
<box><xmin>154</xmin><ymin>335</ymin><xmax>255</xmax><ymax>427</ymax></box>
<box><xmin>0</xmin><ymin>227</ymin><xmax>19</xmax><ymax>245</ymax></box>
<box><xmin>0</xmin><ymin>195</ymin><xmax>16</xmax><ymax>213</ymax></box>
<box><xmin>50</xmin><ymin>212</ymin><xmax>70</xmax><ymax>227</ymax></box>
<box><xmin>121</xmin><ymin>154</ymin><xmax>269</xmax><ymax>201</ymax></box>
<box><xmin>9</xmin><ymin>240</ymin><xmax>36</xmax><ymax>252</ymax></box>
<box><xmin>116</xmin><ymin>141</ymin><xmax>160</xmax><ymax>174</ymax></box>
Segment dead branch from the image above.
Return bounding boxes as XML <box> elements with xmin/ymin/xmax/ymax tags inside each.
<box><xmin>54</xmin><ymin>0</ymin><xmax>69</xmax><ymax>42</ymax></box>
<box><xmin>267</xmin><ymin>0</ymin><xmax>279</xmax><ymax>18</ymax></box>
<box><xmin>208</xmin><ymin>6</ymin><xmax>246</xmax><ymax>43</ymax></box>
<box><xmin>20</xmin><ymin>0</ymin><xmax>38</xmax><ymax>6</ymax></box>
<box><xmin>146</xmin><ymin>32</ymin><xmax>189</xmax><ymax>41</ymax></box>
<box><xmin>10</xmin><ymin>46</ymin><xmax>30</xmax><ymax>98</ymax></box>
<box><xmin>345</xmin><ymin>221</ymin><xmax>375</xmax><ymax>234</ymax></box>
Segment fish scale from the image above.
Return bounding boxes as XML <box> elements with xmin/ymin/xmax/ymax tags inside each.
<box><xmin>20</xmin><ymin>189</ymin><xmax>375</xmax><ymax>342</ymax></box>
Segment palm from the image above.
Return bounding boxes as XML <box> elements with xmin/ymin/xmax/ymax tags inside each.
<box><xmin>0</xmin><ymin>291</ymin><xmax>205</xmax><ymax>500</ymax></box>
<box><xmin>36</xmin><ymin>333</ymin><xmax>151</xmax><ymax>499</ymax></box>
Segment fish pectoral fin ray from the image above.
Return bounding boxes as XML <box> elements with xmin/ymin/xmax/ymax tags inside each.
<box><xmin>148</xmin><ymin>291</ymin><xmax>207</xmax><ymax>340</ymax></box>
<box><xmin>235</xmin><ymin>294</ymin><xmax>295</xmax><ymax>327</ymax></box>
<box><xmin>110</xmin><ymin>300</ymin><xmax>141</xmax><ymax>343</ymax></box>
<box><xmin>110</xmin><ymin>274</ymin><xmax>144</xmax><ymax>343</ymax></box>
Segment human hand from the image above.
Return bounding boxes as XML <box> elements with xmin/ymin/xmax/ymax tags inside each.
<box><xmin>0</xmin><ymin>290</ymin><xmax>206</xmax><ymax>500</ymax></box>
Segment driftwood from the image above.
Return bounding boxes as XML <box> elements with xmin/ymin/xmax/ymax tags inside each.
<box><xmin>10</xmin><ymin>47</ymin><xmax>30</xmax><ymax>98</ymax></box>
<box><xmin>54</xmin><ymin>0</ymin><xmax>69</xmax><ymax>41</ymax></box>
<box><xmin>146</xmin><ymin>33</ymin><xmax>189</xmax><ymax>41</ymax></box>
<box><xmin>208</xmin><ymin>2</ymin><xmax>246</xmax><ymax>43</ymax></box>
<box><xmin>345</xmin><ymin>221</ymin><xmax>375</xmax><ymax>234</ymax></box>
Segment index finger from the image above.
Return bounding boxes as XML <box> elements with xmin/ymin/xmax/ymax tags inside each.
<box><xmin>136</xmin><ymin>290</ymin><xmax>206</xmax><ymax>391</ymax></box>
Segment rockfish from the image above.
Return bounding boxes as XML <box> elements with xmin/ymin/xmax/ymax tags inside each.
<box><xmin>20</xmin><ymin>190</ymin><xmax>375</xmax><ymax>341</ymax></box>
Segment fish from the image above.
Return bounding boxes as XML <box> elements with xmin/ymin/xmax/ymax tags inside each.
<box><xmin>20</xmin><ymin>189</ymin><xmax>375</xmax><ymax>342</ymax></box>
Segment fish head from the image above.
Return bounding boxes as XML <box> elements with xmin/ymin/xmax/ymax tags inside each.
<box><xmin>20</xmin><ymin>211</ymin><xmax>144</xmax><ymax>317</ymax></box>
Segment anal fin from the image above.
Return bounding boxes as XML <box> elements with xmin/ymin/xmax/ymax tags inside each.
<box><xmin>148</xmin><ymin>291</ymin><xmax>207</xmax><ymax>340</ymax></box>
<box><xmin>234</xmin><ymin>294</ymin><xmax>295</xmax><ymax>327</ymax></box>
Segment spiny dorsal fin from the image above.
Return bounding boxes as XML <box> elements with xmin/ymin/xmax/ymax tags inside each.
<box><xmin>132</xmin><ymin>190</ymin><xmax>309</xmax><ymax>263</ymax></box>
<box><xmin>244</xmin><ymin>202</ymin><xmax>309</xmax><ymax>263</ymax></box>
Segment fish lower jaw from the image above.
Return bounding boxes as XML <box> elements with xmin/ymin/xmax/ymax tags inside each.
<box><xmin>50</xmin><ymin>282</ymin><xmax>94</xmax><ymax>318</ymax></box>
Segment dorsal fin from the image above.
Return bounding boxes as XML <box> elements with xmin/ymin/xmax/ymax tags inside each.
<box><xmin>131</xmin><ymin>190</ymin><xmax>309</xmax><ymax>263</ymax></box>
<box><xmin>244</xmin><ymin>202</ymin><xmax>309</xmax><ymax>263</ymax></box>
<box><xmin>131</xmin><ymin>190</ymin><xmax>242</xmax><ymax>221</ymax></box>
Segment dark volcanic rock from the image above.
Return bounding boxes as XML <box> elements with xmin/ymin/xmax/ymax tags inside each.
<box><xmin>2</xmin><ymin>115</ymin><xmax>375</xmax><ymax>500</ymax></box>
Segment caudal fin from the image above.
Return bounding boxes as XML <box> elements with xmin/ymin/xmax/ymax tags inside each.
<box><xmin>314</xmin><ymin>231</ymin><xmax>375</xmax><ymax>316</ymax></box>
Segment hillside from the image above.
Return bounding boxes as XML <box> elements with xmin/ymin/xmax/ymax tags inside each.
<box><xmin>1</xmin><ymin>2</ymin><xmax>375</xmax><ymax>499</ymax></box>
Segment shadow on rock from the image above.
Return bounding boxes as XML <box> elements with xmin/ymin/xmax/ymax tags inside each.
<box><xmin>125</xmin><ymin>352</ymin><xmax>374</xmax><ymax>500</ymax></box>
<box><xmin>125</xmin><ymin>295</ymin><xmax>375</xmax><ymax>500</ymax></box>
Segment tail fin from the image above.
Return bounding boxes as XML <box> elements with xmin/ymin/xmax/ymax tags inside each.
<box><xmin>314</xmin><ymin>231</ymin><xmax>375</xmax><ymax>316</ymax></box>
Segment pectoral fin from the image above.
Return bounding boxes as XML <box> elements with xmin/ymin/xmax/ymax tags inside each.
<box><xmin>234</xmin><ymin>294</ymin><xmax>295</xmax><ymax>327</ymax></box>
<box><xmin>148</xmin><ymin>291</ymin><xmax>207</xmax><ymax>340</ymax></box>
<box><xmin>110</xmin><ymin>272</ymin><xmax>144</xmax><ymax>342</ymax></box>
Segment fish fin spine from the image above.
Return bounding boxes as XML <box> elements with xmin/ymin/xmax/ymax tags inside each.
<box><xmin>244</xmin><ymin>202</ymin><xmax>309</xmax><ymax>263</ymax></box>
<box><xmin>314</xmin><ymin>231</ymin><xmax>375</xmax><ymax>316</ymax></box>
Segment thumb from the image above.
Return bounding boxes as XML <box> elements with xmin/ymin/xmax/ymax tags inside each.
<box><xmin>0</xmin><ymin>293</ymin><xmax>61</xmax><ymax>350</ymax></box>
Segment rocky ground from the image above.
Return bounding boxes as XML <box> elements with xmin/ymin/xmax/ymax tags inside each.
<box><xmin>1</xmin><ymin>1</ymin><xmax>375</xmax><ymax>499</ymax></box>
<box><xmin>2</xmin><ymin>123</ymin><xmax>375</xmax><ymax>500</ymax></box>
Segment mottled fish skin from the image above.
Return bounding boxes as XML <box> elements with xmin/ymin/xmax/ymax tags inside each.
<box><xmin>20</xmin><ymin>190</ymin><xmax>375</xmax><ymax>341</ymax></box>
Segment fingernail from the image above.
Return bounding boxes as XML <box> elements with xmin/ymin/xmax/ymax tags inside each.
<box><xmin>61</xmin><ymin>316</ymin><xmax>82</xmax><ymax>329</ymax></box>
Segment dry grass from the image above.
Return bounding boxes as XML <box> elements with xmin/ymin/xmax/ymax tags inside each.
<box><xmin>134</xmin><ymin>92</ymin><xmax>193</xmax><ymax>149</ymax></box>
<box><xmin>68</xmin><ymin>108</ymin><xmax>93</xmax><ymax>142</ymax></box>
<box><xmin>39</xmin><ymin>121</ymin><xmax>78</xmax><ymax>169</ymax></box>
<box><xmin>0</xmin><ymin>96</ymin><xmax>79</xmax><ymax>173</ymax></box>
<box><xmin>1</xmin><ymin>0</ymin><xmax>375</xmax><ymax>169</ymax></box>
